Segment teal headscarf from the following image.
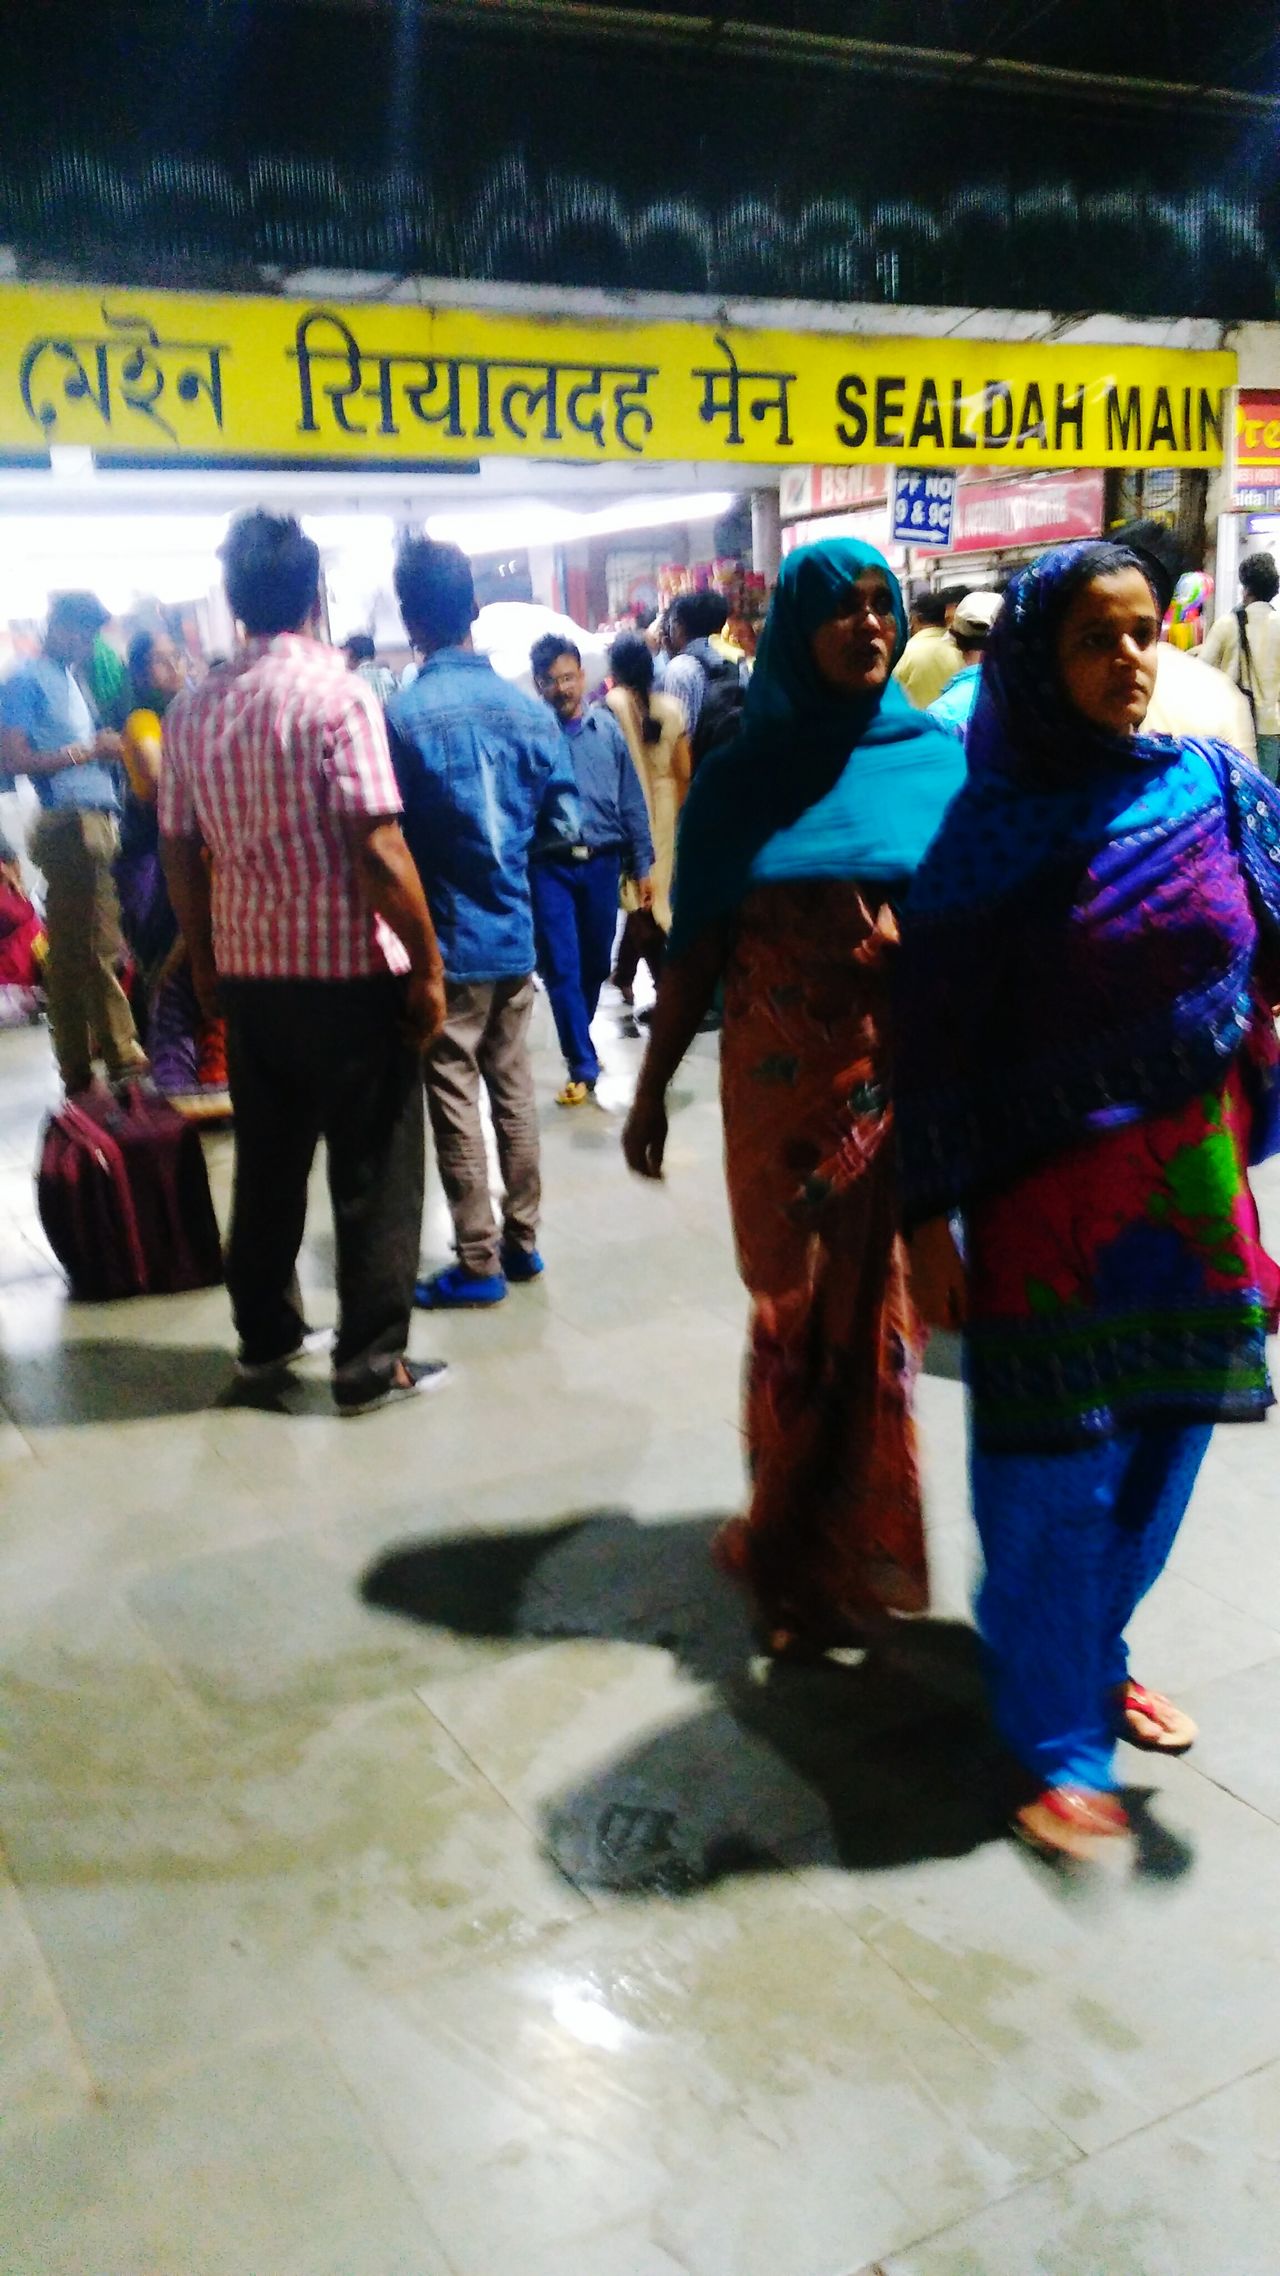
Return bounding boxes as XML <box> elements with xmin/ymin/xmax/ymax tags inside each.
<box><xmin>668</xmin><ymin>537</ymin><xmax>967</xmax><ymax>957</ymax></box>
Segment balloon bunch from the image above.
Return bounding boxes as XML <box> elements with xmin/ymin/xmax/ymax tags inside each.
<box><xmin>1163</xmin><ymin>570</ymin><xmax>1214</xmax><ymax>650</ymax></box>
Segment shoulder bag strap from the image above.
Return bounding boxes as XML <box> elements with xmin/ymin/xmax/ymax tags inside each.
<box><xmin>1236</xmin><ymin>606</ymin><xmax>1259</xmax><ymax>722</ymax></box>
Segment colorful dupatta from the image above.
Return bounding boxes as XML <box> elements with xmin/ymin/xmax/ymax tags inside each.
<box><xmin>895</xmin><ymin>541</ymin><xmax>1280</xmax><ymax>1230</ymax></box>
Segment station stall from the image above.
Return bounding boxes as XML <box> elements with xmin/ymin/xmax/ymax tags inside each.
<box><xmin>1214</xmin><ymin>388</ymin><xmax>1280</xmax><ymax>605</ymax></box>
<box><xmin>778</xmin><ymin>462</ymin><xmax>1111</xmax><ymax>593</ymax></box>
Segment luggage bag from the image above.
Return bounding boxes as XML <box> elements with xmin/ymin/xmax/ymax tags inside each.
<box><xmin>37</xmin><ymin>1083</ymin><xmax>223</xmax><ymax>1301</ymax></box>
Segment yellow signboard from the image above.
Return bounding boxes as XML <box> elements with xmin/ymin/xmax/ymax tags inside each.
<box><xmin>0</xmin><ymin>282</ymin><xmax>1236</xmax><ymax>471</ymax></box>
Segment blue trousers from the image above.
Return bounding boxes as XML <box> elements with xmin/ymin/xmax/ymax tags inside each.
<box><xmin>530</xmin><ymin>851</ymin><xmax>621</xmax><ymax>1084</ymax></box>
<box><xmin>971</xmin><ymin>1422</ymin><xmax>1212</xmax><ymax>1793</ymax></box>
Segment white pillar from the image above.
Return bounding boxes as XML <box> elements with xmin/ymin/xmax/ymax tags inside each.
<box><xmin>750</xmin><ymin>487</ymin><xmax>782</xmax><ymax>582</ymax></box>
<box><xmin>526</xmin><ymin>545</ymin><xmax>560</xmax><ymax>610</ymax></box>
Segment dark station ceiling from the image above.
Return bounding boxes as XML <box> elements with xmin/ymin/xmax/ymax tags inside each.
<box><xmin>263</xmin><ymin>0</ymin><xmax>1280</xmax><ymax>112</ymax></box>
<box><xmin>1</xmin><ymin>0</ymin><xmax>1277</xmax><ymax>315</ymax></box>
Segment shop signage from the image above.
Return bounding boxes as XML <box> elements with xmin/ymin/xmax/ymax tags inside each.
<box><xmin>947</xmin><ymin>469</ymin><xmax>1106</xmax><ymax>553</ymax></box>
<box><xmin>892</xmin><ymin>467</ymin><xmax>957</xmax><ymax>547</ymax></box>
<box><xmin>779</xmin><ymin>463</ymin><xmax>888</xmax><ymax>517</ymax></box>
<box><xmin>781</xmin><ymin>506</ymin><xmax>897</xmax><ymax>557</ymax></box>
<box><xmin>0</xmin><ymin>282</ymin><xmax>1235</xmax><ymax>471</ymax></box>
<box><xmin>1234</xmin><ymin>389</ymin><xmax>1280</xmax><ymax>502</ymax></box>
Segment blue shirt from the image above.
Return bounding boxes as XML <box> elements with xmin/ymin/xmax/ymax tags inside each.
<box><xmin>556</xmin><ymin>704</ymin><xmax>654</xmax><ymax>876</ymax></box>
<box><xmin>927</xmin><ymin>661</ymin><xmax>982</xmax><ymax>741</ymax></box>
<box><xmin>388</xmin><ymin>648</ymin><xmax>582</xmax><ymax>984</ymax></box>
<box><xmin>0</xmin><ymin>656</ymin><xmax>119</xmax><ymax>811</ymax></box>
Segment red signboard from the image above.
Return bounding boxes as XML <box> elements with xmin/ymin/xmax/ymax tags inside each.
<box><xmin>947</xmin><ymin>470</ymin><xmax>1106</xmax><ymax>553</ymax></box>
<box><xmin>1235</xmin><ymin>390</ymin><xmax>1280</xmax><ymax>497</ymax></box>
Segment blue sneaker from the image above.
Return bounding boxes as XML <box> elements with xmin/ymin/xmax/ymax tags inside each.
<box><xmin>414</xmin><ymin>1265</ymin><xmax>507</xmax><ymax>1310</ymax></box>
<box><xmin>501</xmin><ymin>1242</ymin><xmax>545</xmax><ymax>1284</ymax></box>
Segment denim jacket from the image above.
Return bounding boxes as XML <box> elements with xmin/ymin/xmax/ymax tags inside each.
<box><xmin>389</xmin><ymin>649</ymin><xmax>581</xmax><ymax>983</ymax></box>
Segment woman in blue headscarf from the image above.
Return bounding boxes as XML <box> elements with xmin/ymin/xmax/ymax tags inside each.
<box><xmin>896</xmin><ymin>539</ymin><xmax>1280</xmax><ymax>1858</ymax></box>
<box><xmin>623</xmin><ymin>538</ymin><xmax>967</xmax><ymax>1653</ymax></box>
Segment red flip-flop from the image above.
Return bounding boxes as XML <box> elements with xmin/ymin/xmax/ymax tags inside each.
<box><xmin>1115</xmin><ymin>1679</ymin><xmax>1198</xmax><ymax>1755</ymax></box>
<box><xmin>1014</xmin><ymin>1786</ymin><xmax>1131</xmax><ymax>1860</ymax></box>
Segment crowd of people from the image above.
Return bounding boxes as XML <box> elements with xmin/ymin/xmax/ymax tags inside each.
<box><xmin>2</xmin><ymin>502</ymin><xmax>1280</xmax><ymax>1855</ymax></box>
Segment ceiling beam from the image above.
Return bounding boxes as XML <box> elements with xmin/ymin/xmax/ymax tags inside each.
<box><xmin>252</xmin><ymin>0</ymin><xmax>1280</xmax><ymax>117</ymax></box>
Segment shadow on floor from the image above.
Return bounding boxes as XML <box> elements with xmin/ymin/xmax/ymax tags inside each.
<box><xmin>362</xmin><ymin>1511</ymin><xmax>1004</xmax><ymax>1895</ymax></box>
<box><xmin>0</xmin><ymin>1339</ymin><xmax>236</xmax><ymax>1426</ymax></box>
<box><xmin>364</xmin><ymin>1511</ymin><xmax>754</xmax><ymax>1685</ymax></box>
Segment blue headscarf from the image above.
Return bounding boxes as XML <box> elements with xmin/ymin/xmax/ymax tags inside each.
<box><xmin>966</xmin><ymin>538</ymin><xmax>1170</xmax><ymax>793</ymax></box>
<box><xmin>667</xmin><ymin>538</ymin><xmax>967</xmax><ymax>957</ymax></box>
<box><xmin>895</xmin><ymin>540</ymin><xmax>1280</xmax><ymax>1226</ymax></box>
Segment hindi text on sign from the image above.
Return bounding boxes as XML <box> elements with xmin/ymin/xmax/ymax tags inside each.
<box><xmin>289</xmin><ymin>307</ymin><xmax>657</xmax><ymax>456</ymax></box>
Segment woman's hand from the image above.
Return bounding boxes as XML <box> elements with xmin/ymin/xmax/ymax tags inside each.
<box><xmin>623</xmin><ymin>1083</ymin><xmax>669</xmax><ymax>1179</ymax></box>
<box><xmin>908</xmin><ymin>1215</ymin><xmax>968</xmax><ymax>1329</ymax></box>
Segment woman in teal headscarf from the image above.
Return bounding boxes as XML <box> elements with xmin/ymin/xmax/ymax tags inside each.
<box><xmin>624</xmin><ymin>539</ymin><xmax>966</xmax><ymax>1651</ymax></box>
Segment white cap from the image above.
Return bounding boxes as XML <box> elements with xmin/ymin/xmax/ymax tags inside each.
<box><xmin>951</xmin><ymin>590</ymin><xmax>1003</xmax><ymax>638</ymax></box>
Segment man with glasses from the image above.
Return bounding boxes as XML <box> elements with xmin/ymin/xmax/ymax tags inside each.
<box><xmin>529</xmin><ymin>634</ymin><xmax>653</xmax><ymax>1107</ymax></box>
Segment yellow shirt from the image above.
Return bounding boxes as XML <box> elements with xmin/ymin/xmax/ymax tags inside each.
<box><xmin>892</xmin><ymin>626</ymin><xmax>963</xmax><ymax>709</ymax></box>
<box><xmin>121</xmin><ymin>708</ymin><xmax>163</xmax><ymax>803</ymax></box>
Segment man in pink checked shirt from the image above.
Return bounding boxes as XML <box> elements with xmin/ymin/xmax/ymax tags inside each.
<box><xmin>160</xmin><ymin>510</ymin><xmax>448</xmax><ymax>1418</ymax></box>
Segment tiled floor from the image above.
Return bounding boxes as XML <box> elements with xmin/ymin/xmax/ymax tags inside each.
<box><xmin>3</xmin><ymin>995</ymin><xmax>1280</xmax><ymax>2276</ymax></box>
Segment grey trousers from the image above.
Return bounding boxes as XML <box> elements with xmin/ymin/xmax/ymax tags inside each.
<box><xmin>425</xmin><ymin>976</ymin><xmax>540</xmax><ymax>1275</ymax></box>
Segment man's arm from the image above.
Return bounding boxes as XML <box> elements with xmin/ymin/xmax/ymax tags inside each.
<box><xmin>160</xmin><ymin>833</ymin><xmax>218</xmax><ymax>1017</ymax></box>
<box><xmin>0</xmin><ymin>725</ymin><xmax>117</xmax><ymax>780</ymax></box>
<box><xmin>328</xmin><ymin>691</ymin><xmax>446</xmax><ymax>1046</ymax></box>
<box><xmin>1</xmin><ymin>670</ymin><xmax>125</xmax><ymax>778</ymax></box>
<box><xmin>1200</xmin><ymin>615</ymin><xmax>1233</xmax><ymax>675</ymax></box>
<box><xmin>341</xmin><ymin>813</ymin><xmax>446</xmax><ymax>1049</ymax></box>
<box><xmin>385</xmin><ymin>719</ymin><xmax>429</xmax><ymax>876</ymax></box>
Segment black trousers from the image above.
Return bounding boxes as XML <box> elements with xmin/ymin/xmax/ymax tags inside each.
<box><xmin>221</xmin><ymin>977</ymin><xmax>424</xmax><ymax>1391</ymax></box>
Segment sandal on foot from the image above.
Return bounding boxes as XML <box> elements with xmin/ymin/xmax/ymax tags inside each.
<box><xmin>1115</xmin><ymin>1679</ymin><xmax>1198</xmax><ymax>1755</ymax></box>
<box><xmin>1014</xmin><ymin>1786</ymin><xmax>1130</xmax><ymax>1861</ymax></box>
<box><xmin>556</xmin><ymin>1078</ymin><xmax>595</xmax><ymax>1108</ymax></box>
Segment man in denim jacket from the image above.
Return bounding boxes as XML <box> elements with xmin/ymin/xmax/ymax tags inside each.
<box><xmin>389</xmin><ymin>540</ymin><xmax>581</xmax><ymax>1309</ymax></box>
